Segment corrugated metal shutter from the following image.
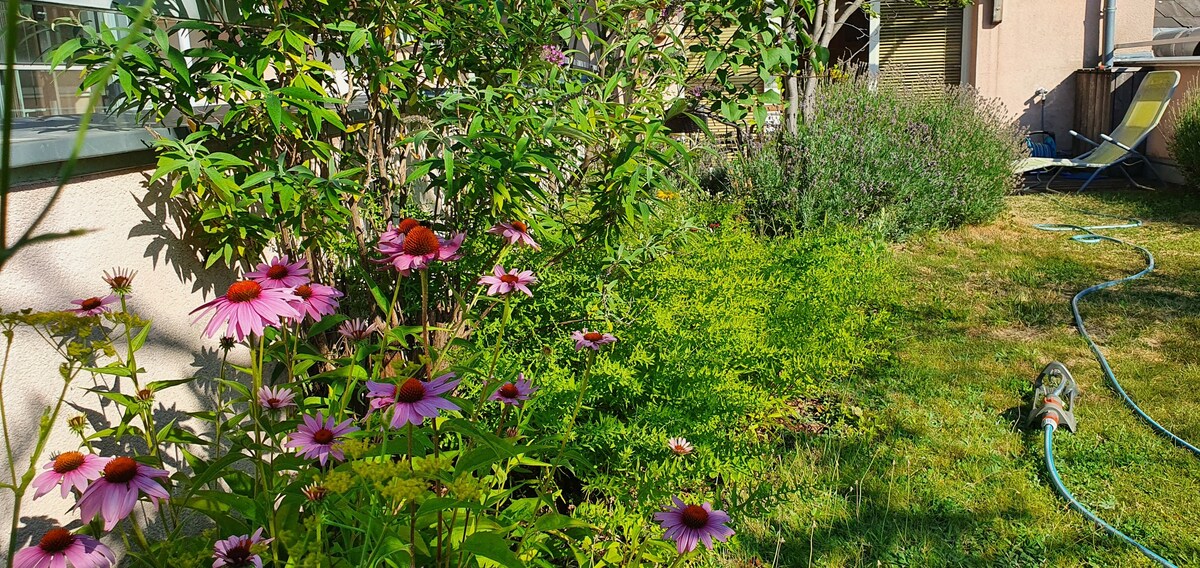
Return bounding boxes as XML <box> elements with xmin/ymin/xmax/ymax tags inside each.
<box><xmin>878</xmin><ymin>1</ymin><xmax>963</xmax><ymax>93</ymax></box>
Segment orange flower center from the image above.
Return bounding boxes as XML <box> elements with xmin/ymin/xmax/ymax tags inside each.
<box><xmin>38</xmin><ymin>528</ymin><xmax>74</xmax><ymax>553</ymax></box>
<box><xmin>498</xmin><ymin>383</ymin><xmax>520</xmax><ymax>398</ymax></box>
<box><xmin>52</xmin><ymin>451</ymin><xmax>85</xmax><ymax>474</ymax></box>
<box><xmin>80</xmin><ymin>297</ymin><xmax>103</xmax><ymax>310</ymax></box>
<box><xmin>583</xmin><ymin>332</ymin><xmax>603</xmax><ymax>342</ymax></box>
<box><xmin>226</xmin><ymin>280</ymin><xmax>262</xmax><ymax>303</ymax></box>
<box><xmin>109</xmin><ymin>275</ymin><xmax>132</xmax><ymax>288</ymax></box>
<box><xmin>397</xmin><ymin>218</ymin><xmax>422</xmax><ymax>234</ymax></box>
<box><xmin>137</xmin><ymin>388</ymin><xmax>153</xmax><ymax>401</ymax></box>
<box><xmin>103</xmin><ymin>457</ymin><xmax>139</xmax><ymax>484</ymax></box>
<box><xmin>511</xmin><ymin>221</ymin><xmax>528</xmax><ymax>232</ymax></box>
<box><xmin>402</xmin><ymin>227</ymin><xmax>440</xmax><ymax>256</ymax></box>
<box><xmin>499</xmin><ymin>274</ymin><xmax>519</xmax><ymax>284</ymax></box>
<box><xmin>267</xmin><ymin>398</ymin><xmax>281</xmax><ymax>407</ymax></box>
<box><xmin>266</xmin><ymin>264</ymin><xmax>289</xmax><ymax>279</ymax></box>
<box><xmin>295</xmin><ymin>285</ymin><xmax>313</xmax><ymax>299</ymax></box>
<box><xmin>312</xmin><ymin>429</ymin><xmax>335</xmax><ymax>445</ymax></box>
<box><xmin>680</xmin><ymin>505</ymin><xmax>709</xmax><ymax>529</ymax></box>
<box><xmin>396</xmin><ymin>378</ymin><xmax>427</xmax><ymax>403</ymax></box>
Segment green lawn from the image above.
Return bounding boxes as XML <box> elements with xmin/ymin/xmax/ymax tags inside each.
<box><xmin>729</xmin><ymin>189</ymin><xmax>1200</xmax><ymax>567</ymax></box>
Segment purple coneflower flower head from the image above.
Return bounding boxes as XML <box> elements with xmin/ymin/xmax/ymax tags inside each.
<box><xmin>33</xmin><ymin>451</ymin><xmax>108</xmax><ymax>499</ymax></box>
<box><xmin>667</xmin><ymin>437</ymin><xmax>694</xmax><ymax>456</ymax></box>
<box><xmin>246</xmin><ymin>255</ymin><xmax>311</xmax><ymax>289</ymax></box>
<box><xmin>77</xmin><ymin>457</ymin><xmax>170</xmax><ymax>531</ymax></box>
<box><xmin>13</xmin><ymin>527</ymin><xmax>114</xmax><ymax>568</ymax></box>
<box><xmin>487</xmin><ymin>220</ymin><xmax>540</xmax><ymax>250</ymax></box>
<box><xmin>288</xmin><ymin>283</ymin><xmax>343</xmax><ymax>322</ymax></box>
<box><xmin>69</xmin><ymin>294</ymin><xmax>117</xmax><ymax>316</ymax></box>
<box><xmin>489</xmin><ymin>374</ymin><xmax>537</xmax><ymax>407</ymax></box>
<box><xmin>257</xmin><ymin>385</ymin><xmax>296</xmax><ymax>410</ymax></box>
<box><xmin>286</xmin><ymin>412</ymin><xmax>358</xmax><ymax>466</ymax></box>
<box><xmin>571</xmin><ymin>328</ymin><xmax>617</xmax><ymax>351</ymax></box>
<box><xmin>101</xmin><ymin>267</ymin><xmax>136</xmax><ymax>296</ymax></box>
<box><xmin>370</xmin><ymin>373</ymin><xmax>460</xmax><ymax>428</ymax></box>
<box><xmin>338</xmin><ymin>318</ymin><xmax>377</xmax><ymax>342</ymax></box>
<box><xmin>541</xmin><ymin>44</ymin><xmax>568</xmax><ymax>66</ymax></box>
<box><xmin>191</xmin><ymin>280</ymin><xmax>300</xmax><ymax>341</ymax></box>
<box><xmin>378</xmin><ymin>226</ymin><xmax>464</xmax><ymax>274</ymax></box>
<box><xmin>654</xmin><ymin>497</ymin><xmax>734</xmax><ymax>554</ymax></box>
<box><xmin>365</xmin><ymin>380</ymin><xmax>396</xmax><ymax>416</ymax></box>
<box><xmin>478</xmin><ymin>265</ymin><xmax>537</xmax><ymax>297</ymax></box>
<box><xmin>212</xmin><ymin>527</ymin><xmax>272</xmax><ymax>568</ymax></box>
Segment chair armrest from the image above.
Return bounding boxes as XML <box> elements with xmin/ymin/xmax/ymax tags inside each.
<box><xmin>1069</xmin><ymin>130</ymin><xmax>1101</xmax><ymax>148</ymax></box>
<box><xmin>1099</xmin><ymin>133</ymin><xmax>1136</xmax><ymax>152</ymax></box>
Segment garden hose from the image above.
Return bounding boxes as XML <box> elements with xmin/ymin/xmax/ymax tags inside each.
<box><xmin>1034</xmin><ymin>197</ymin><xmax>1200</xmax><ymax>456</ymax></box>
<box><xmin>1026</xmin><ymin>196</ymin><xmax>1200</xmax><ymax>566</ymax></box>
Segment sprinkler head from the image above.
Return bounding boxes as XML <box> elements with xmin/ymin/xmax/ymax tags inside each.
<box><xmin>1027</xmin><ymin>362</ymin><xmax>1079</xmax><ymax>433</ymax></box>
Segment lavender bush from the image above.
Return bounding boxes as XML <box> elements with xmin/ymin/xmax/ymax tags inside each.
<box><xmin>728</xmin><ymin>72</ymin><xmax>1025</xmax><ymax>239</ymax></box>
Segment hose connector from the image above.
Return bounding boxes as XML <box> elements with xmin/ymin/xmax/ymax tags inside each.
<box><xmin>1028</xmin><ymin>362</ymin><xmax>1079</xmax><ymax>433</ymax></box>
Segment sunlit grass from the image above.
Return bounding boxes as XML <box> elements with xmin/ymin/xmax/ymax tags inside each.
<box><xmin>726</xmin><ymin>188</ymin><xmax>1200</xmax><ymax>567</ymax></box>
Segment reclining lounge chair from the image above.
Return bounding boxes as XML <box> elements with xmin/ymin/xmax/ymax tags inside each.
<box><xmin>1014</xmin><ymin>70</ymin><xmax>1180</xmax><ymax>192</ymax></box>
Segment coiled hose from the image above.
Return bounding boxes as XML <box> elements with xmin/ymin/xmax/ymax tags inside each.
<box><xmin>1034</xmin><ymin>196</ymin><xmax>1198</xmax><ymax>567</ymax></box>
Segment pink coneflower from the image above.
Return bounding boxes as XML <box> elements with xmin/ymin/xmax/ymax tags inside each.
<box><xmin>212</xmin><ymin>528</ymin><xmax>272</xmax><ymax>568</ymax></box>
<box><xmin>191</xmin><ymin>280</ymin><xmax>300</xmax><ymax>341</ymax></box>
<box><xmin>13</xmin><ymin>527</ymin><xmax>114</xmax><ymax>568</ymax></box>
<box><xmin>101</xmin><ymin>267</ymin><xmax>136</xmax><ymax>296</ymax></box>
<box><xmin>77</xmin><ymin>456</ymin><xmax>169</xmax><ymax>531</ymax></box>
<box><xmin>487</xmin><ymin>221</ymin><xmax>540</xmax><ymax>250</ymax></box>
<box><xmin>571</xmin><ymin>328</ymin><xmax>617</xmax><ymax>351</ymax></box>
<box><xmin>288</xmin><ymin>283</ymin><xmax>343</xmax><ymax>322</ymax></box>
<box><xmin>246</xmin><ymin>255</ymin><xmax>310</xmax><ymax>289</ymax></box>
<box><xmin>285</xmin><ymin>412</ymin><xmax>358</xmax><ymax>466</ymax></box>
<box><xmin>478</xmin><ymin>265</ymin><xmax>537</xmax><ymax>297</ymax></box>
<box><xmin>257</xmin><ymin>385</ymin><xmax>296</xmax><ymax>410</ymax></box>
<box><xmin>366</xmin><ymin>373</ymin><xmax>460</xmax><ymax>428</ymax></box>
<box><xmin>338</xmin><ymin>318</ymin><xmax>377</xmax><ymax>342</ymax></box>
<box><xmin>654</xmin><ymin>497</ymin><xmax>735</xmax><ymax>554</ymax></box>
<box><xmin>667</xmin><ymin>437</ymin><xmax>694</xmax><ymax>456</ymax></box>
<box><xmin>32</xmin><ymin>451</ymin><xmax>108</xmax><ymax>499</ymax></box>
<box><xmin>489</xmin><ymin>374</ymin><xmax>537</xmax><ymax>407</ymax></box>
<box><xmin>378</xmin><ymin>226</ymin><xmax>464</xmax><ymax>273</ymax></box>
<box><xmin>68</xmin><ymin>295</ymin><xmax>117</xmax><ymax>316</ymax></box>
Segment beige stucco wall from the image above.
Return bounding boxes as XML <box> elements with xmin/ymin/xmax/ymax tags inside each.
<box><xmin>1143</xmin><ymin>65</ymin><xmax>1200</xmax><ymax>163</ymax></box>
<box><xmin>0</xmin><ymin>169</ymin><xmax>238</xmax><ymax>555</ymax></box>
<box><xmin>968</xmin><ymin>0</ymin><xmax>1155</xmax><ymax>149</ymax></box>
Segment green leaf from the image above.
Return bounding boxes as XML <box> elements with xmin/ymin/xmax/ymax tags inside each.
<box><xmin>265</xmin><ymin>94</ymin><xmax>283</xmax><ymax>131</ymax></box>
<box><xmin>461</xmin><ymin>532</ymin><xmax>524</xmax><ymax>568</ymax></box>
<box><xmin>130</xmin><ymin>322</ymin><xmax>152</xmax><ymax>352</ymax></box>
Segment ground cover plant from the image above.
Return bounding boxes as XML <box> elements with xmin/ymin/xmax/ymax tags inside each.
<box><xmin>724</xmin><ymin>189</ymin><xmax>1200</xmax><ymax>566</ymax></box>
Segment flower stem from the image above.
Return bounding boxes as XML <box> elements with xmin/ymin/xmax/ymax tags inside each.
<box><xmin>545</xmin><ymin>349</ymin><xmax>596</xmax><ymax>493</ymax></box>
<box><xmin>407</xmin><ymin>422</ymin><xmax>417</xmax><ymax>566</ymax></box>
<box><xmin>1</xmin><ymin>328</ymin><xmax>17</xmax><ymax>487</ymax></box>
<box><xmin>472</xmin><ymin>295</ymin><xmax>511</xmax><ymax>419</ymax></box>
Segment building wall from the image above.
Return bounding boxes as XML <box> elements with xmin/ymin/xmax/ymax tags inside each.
<box><xmin>0</xmin><ymin>169</ymin><xmax>239</xmax><ymax>554</ymax></box>
<box><xmin>967</xmin><ymin>0</ymin><xmax>1155</xmax><ymax>150</ymax></box>
<box><xmin>1143</xmin><ymin>64</ymin><xmax>1200</xmax><ymax>164</ymax></box>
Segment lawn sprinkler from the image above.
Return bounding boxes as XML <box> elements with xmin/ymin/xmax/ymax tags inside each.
<box><xmin>1027</xmin><ymin>362</ymin><xmax>1077</xmax><ymax>433</ymax></box>
<box><xmin>1029</xmin><ymin>362</ymin><xmax>1176</xmax><ymax>567</ymax></box>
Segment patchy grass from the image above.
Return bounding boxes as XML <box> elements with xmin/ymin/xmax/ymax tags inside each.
<box><xmin>725</xmin><ymin>189</ymin><xmax>1200</xmax><ymax>567</ymax></box>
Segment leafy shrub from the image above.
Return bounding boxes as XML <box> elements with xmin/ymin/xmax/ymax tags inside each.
<box><xmin>1169</xmin><ymin>84</ymin><xmax>1200</xmax><ymax>189</ymax></box>
<box><xmin>492</xmin><ymin>220</ymin><xmax>897</xmax><ymax>517</ymax></box>
<box><xmin>729</xmin><ymin>74</ymin><xmax>1024</xmax><ymax>239</ymax></box>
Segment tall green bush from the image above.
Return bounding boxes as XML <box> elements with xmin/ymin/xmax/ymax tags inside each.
<box><xmin>729</xmin><ymin>74</ymin><xmax>1024</xmax><ymax>239</ymax></box>
<box><xmin>1169</xmin><ymin>84</ymin><xmax>1200</xmax><ymax>189</ymax></box>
